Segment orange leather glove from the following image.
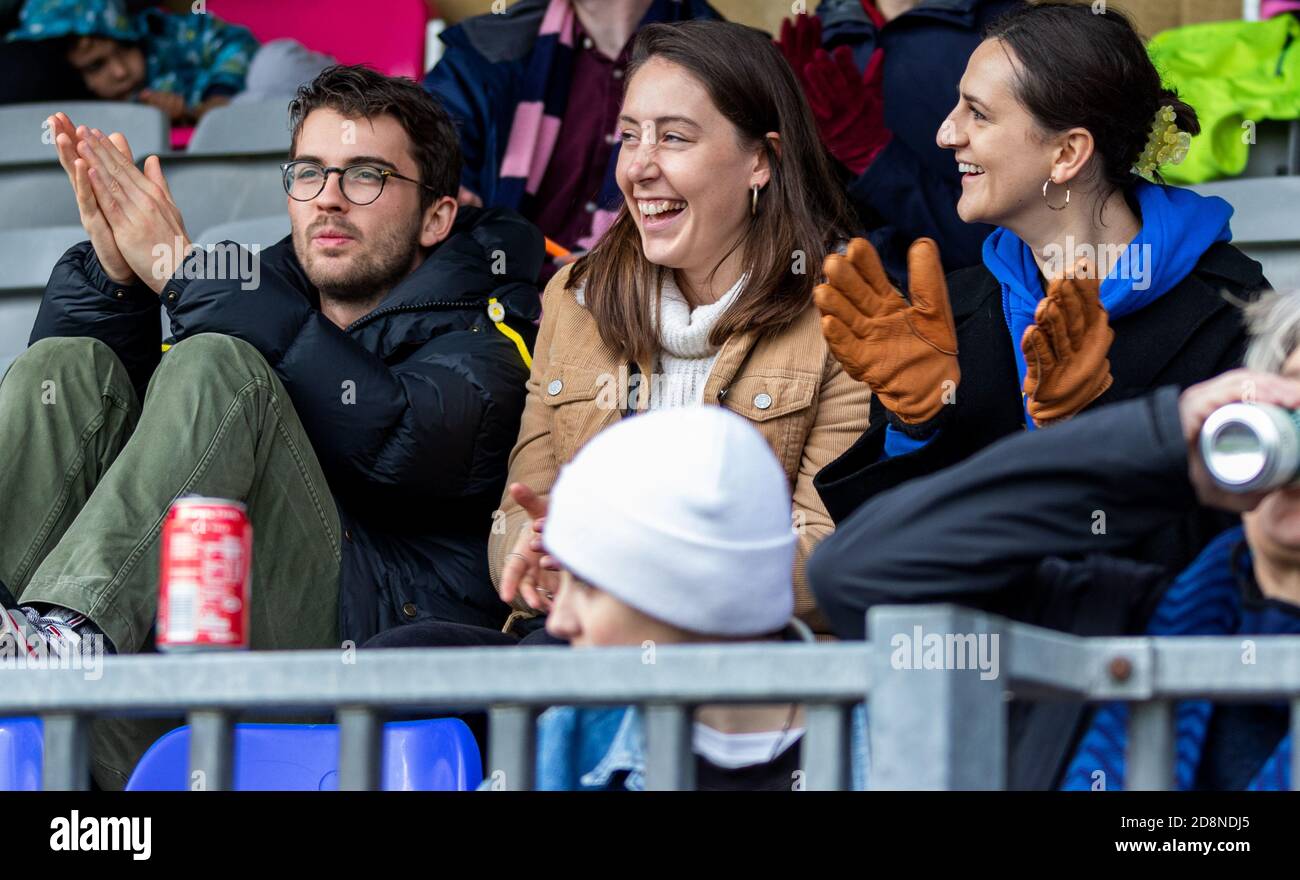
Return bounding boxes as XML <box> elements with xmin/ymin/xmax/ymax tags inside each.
<box><xmin>813</xmin><ymin>237</ymin><xmax>959</xmax><ymax>426</ymax></box>
<box><xmin>1020</xmin><ymin>265</ymin><xmax>1115</xmax><ymax>427</ymax></box>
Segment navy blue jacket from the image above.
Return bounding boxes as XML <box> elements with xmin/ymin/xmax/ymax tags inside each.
<box><xmin>422</xmin><ymin>0</ymin><xmax>720</xmax><ymax>211</ymax></box>
<box><xmin>819</xmin><ymin>0</ymin><xmax>1022</xmax><ymax>279</ymax></box>
<box><xmin>31</xmin><ymin>206</ymin><xmax>543</xmax><ymax>642</ymax></box>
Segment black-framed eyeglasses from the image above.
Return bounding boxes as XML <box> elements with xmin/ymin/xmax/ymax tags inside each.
<box><xmin>280</xmin><ymin>160</ymin><xmax>435</xmax><ymax>206</ymax></box>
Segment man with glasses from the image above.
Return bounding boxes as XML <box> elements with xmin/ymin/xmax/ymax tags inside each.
<box><xmin>0</xmin><ymin>65</ymin><xmax>543</xmax><ymax>789</ymax></box>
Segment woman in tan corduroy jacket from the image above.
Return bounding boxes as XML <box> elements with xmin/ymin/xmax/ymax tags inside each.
<box><xmin>491</xmin><ymin>21</ymin><xmax>870</xmax><ymax>636</ymax></box>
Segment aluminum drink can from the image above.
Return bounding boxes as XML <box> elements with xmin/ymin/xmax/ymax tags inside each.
<box><xmin>157</xmin><ymin>497</ymin><xmax>252</xmax><ymax>651</ymax></box>
<box><xmin>1200</xmin><ymin>402</ymin><xmax>1300</xmax><ymax>494</ymax></box>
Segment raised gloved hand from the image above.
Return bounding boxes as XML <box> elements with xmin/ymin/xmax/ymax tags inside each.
<box><xmin>802</xmin><ymin>45</ymin><xmax>890</xmax><ymax>175</ymax></box>
<box><xmin>775</xmin><ymin>13</ymin><xmax>823</xmax><ymax>94</ymax></box>
<box><xmin>813</xmin><ymin>237</ymin><xmax>959</xmax><ymax>426</ymax></box>
<box><xmin>1020</xmin><ymin>263</ymin><xmax>1115</xmax><ymax>427</ymax></box>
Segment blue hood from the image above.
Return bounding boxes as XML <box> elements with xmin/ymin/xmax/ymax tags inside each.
<box><xmin>982</xmin><ymin>182</ymin><xmax>1233</xmax><ymax>428</ymax></box>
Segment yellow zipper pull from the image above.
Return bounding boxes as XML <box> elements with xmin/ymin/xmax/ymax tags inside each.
<box><xmin>488</xmin><ymin>296</ymin><xmax>532</xmax><ymax>369</ymax></box>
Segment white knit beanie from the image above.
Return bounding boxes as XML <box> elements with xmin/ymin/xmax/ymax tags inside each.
<box><xmin>543</xmin><ymin>407</ymin><xmax>796</xmax><ymax>637</ymax></box>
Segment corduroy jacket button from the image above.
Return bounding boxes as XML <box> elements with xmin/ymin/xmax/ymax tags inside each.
<box><xmin>753</xmin><ymin>392</ymin><xmax>773</xmax><ymax>410</ymax></box>
<box><xmin>548</xmin><ymin>379</ymin><xmax>563</xmax><ymax>395</ymax></box>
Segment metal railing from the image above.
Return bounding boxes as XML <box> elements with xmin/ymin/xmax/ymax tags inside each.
<box><xmin>3</xmin><ymin>604</ymin><xmax>1300</xmax><ymax>791</ymax></box>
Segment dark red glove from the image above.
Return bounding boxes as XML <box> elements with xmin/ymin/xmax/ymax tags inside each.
<box><xmin>803</xmin><ymin>45</ymin><xmax>891</xmax><ymax>176</ymax></box>
<box><xmin>775</xmin><ymin>13</ymin><xmax>822</xmax><ymax>95</ymax></box>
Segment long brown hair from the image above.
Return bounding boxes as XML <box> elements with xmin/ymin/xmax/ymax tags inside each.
<box><xmin>567</xmin><ymin>20</ymin><xmax>856</xmax><ymax>364</ymax></box>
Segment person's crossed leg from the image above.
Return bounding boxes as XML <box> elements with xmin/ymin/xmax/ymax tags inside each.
<box><xmin>0</xmin><ymin>332</ymin><xmax>341</xmax><ymax>788</ymax></box>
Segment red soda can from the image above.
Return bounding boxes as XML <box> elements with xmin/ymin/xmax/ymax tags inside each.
<box><xmin>157</xmin><ymin>497</ymin><xmax>252</xmax><ymax>651</ymax></box>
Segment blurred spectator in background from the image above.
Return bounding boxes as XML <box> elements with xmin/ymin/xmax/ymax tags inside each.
<box><xmin>811</xmin><ymin>3</ymin><xmax>1269</xmax><ymax>585</ymax></box>
<box><xmin>5</xmin><ymin>0</ymin><xmax>330</xmax><ymax>124</ymax></box>
<box><xmin>779</xmin><ymin>0</ymin><xmax>1019</xmax><ymax>279</ymax></box>
<box><xmin>0</xmin><ymin>0</ymin><xmax>102</xmax><ymax>102</ymax></box>
<box><xmin>423</xmin><ymin>0</ymin><xmax>719</xmax><ymax>277</ymax></box>
<box><xmin>811</xmin><ymin>292</ymin><xmax>1300</xmax><ymax>790</ymax></box>
<box><xmin>777</xmin><ymin>0</ymin><xmax>1022</xmax><ymax>282</ymax></box>
<box><xmin>532</xmin><ymin>406</ymin><xmax>864</xmax><ymax>791</ymax></box>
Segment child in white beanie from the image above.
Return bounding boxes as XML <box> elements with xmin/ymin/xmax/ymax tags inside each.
<box><xmin>532</xmin><ymin>406</ymin><xmax>864</xmax><ymax>791</ymax></box>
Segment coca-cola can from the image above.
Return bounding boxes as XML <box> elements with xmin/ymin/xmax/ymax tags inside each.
<box><xmin>157</xmin><ymin>497</ymin><xmax>252</xmax><ymax>651</ymax></box>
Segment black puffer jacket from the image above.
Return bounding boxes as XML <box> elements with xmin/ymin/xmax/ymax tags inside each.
<box><xmin>31</xmin><ymin>206</ymin><xmax>543</xmax><ymax>642</ymax></box>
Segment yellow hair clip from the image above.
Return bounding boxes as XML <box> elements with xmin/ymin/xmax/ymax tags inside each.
<box><xmin>1132</xmin><ymin>104</ymin><xmax>1192</xmax><ymax>180</ymax></box>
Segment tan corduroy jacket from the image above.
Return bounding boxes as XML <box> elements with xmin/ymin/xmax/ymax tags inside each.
<box><xmin>488</xmin><ymin>264</ymin><xmax>871</xmax><ymax>632</ymax></box>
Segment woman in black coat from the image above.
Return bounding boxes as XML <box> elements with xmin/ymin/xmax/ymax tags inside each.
<box><xmin>811</xmin><ymin>4</ymin><xmax>1268</xmax><ymax>577</ymax></box>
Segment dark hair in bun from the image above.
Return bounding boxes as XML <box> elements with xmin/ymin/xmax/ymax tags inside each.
<box><xmin>984</xmin><ymin>2</ymin><xmax>1199</xmax><ymax>194</ymax></box>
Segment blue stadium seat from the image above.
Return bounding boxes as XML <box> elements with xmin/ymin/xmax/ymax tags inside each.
<box><xmin>125</xmin><ymin>719</ymin><xmax>482</xmax><ymax>791</ymax></box>
<box><xmin>0</xmin><ymin>717</ymin><xmax>44</xmax><ymax>791</ymax></box>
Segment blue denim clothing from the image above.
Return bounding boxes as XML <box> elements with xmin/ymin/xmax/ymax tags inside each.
<box><xmin>532</xmin><ymin>704</ymin><xmax>870</xmax><ymax>791</ymax></box>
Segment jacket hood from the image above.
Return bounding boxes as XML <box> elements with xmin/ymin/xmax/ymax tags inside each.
<box><xmin>7</xmin><ymin>0</ymin><xmax>139</xmax><ymax>42</ymax></box>
<box><xmin>983</xmin><ymin>181</ymin><xmax>1235</xmax><ymax>405</ymax></box>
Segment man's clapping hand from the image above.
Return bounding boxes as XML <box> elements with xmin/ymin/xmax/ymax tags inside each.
<box><xmin>48</xmin><ymin>112</ymin><xmax>191</xmax><ymax>294</ymax></box>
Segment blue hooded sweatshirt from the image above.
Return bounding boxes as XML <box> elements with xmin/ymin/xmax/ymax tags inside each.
<box><xmin>983</xmin><ymin>181</ymin><xmax>1234</xmax><ymax>430</ymax></box>
<box><xmin>883</xmin><ymin>182</ymin><xmax>1233</xmax><ymax>457</ymax></box>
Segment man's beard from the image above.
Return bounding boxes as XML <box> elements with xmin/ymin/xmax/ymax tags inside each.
<box><xmin>296</xmin><ymin>215</ymin><xmax>423</xmax><ymax>305</ymax></box>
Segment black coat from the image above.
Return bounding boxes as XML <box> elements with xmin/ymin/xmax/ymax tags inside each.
<box><xmin>808</xmin><ymin>386</ymin><xmax>1214</xmax><ymax>789</ymax></box>
<box><xmin>30</xmin><ymin>206</ymin><xmax>543</xmax><ymax>642</ymax></box>
<box><xmin>814</xmin><ymin>241</ymin><xmax>1268</xmax><ymax>577</ymax></box>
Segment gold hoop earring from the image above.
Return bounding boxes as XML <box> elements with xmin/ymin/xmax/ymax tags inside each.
<box><xmin>1042</xmin><ymin>178</ymin><xmax>1070</xmax><ymax>211</ymax></box>
<box><xmin>751</xmin><ymin>184</ymin><xmax>760</xmax><ymax>217</ymax></box>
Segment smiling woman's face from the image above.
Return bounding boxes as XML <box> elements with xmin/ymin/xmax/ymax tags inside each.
<box><xmin>936</xmin><ymin>39</ymin><xmax>1058</xmax><ymax>229</ymax></box>
<box><xmin>614</xmin><ymin>56</ymin><xmax>767</xmax><ymax>279</ymax></box>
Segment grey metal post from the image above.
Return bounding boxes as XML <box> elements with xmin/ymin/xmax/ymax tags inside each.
<box><xmin>188</xmin><ymin>709</ymin><xmax>234</xmax><ymax>791</ymax></box>
<box><xmin>1291</xmin><ymin>699</ymin><xmax>1300</xmax><ymax>792</ymax></box>
<box><xmin>337</xmin><ymin>706</ymin><xmax>383</xmax><ymax>791</ymax></box>
<box><xmin>644</xmin><ymin>702</ymin><xmax>694</xmax><ymax>791</ymax></box>
<box><xmin>1126</xmin><ymin>701</ymin><xmax>1175</xmax><ymax>791</ymax></box>
<box><xmin>868</xmin><ymin>605</ymin><xmax>1007</xmax><ymax>790</ymax></box>
<box><xmin>1288</xmin><ymin>119</ymin><xmax>1300</xmax><ymax>176</ymax></box>
<box><xmin>802</xmin><ymin>703</ymin><xmax>850</xmax><ymax>791</ymax></box>
<box><xmin>488</xmin><ymin>705</ymin><xmax>535</xmax><ymax>791</ymax></box>
<box><xmin>41</xmin><ymin>712</ymin><xmax>89</xmax><ymax>791</ymax></box>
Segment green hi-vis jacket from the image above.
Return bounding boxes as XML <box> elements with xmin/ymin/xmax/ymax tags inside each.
<box><xmin>1147</xmin><ymin>13</ymin><xmax>1300</xmax><ymax>184</ymax></box>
